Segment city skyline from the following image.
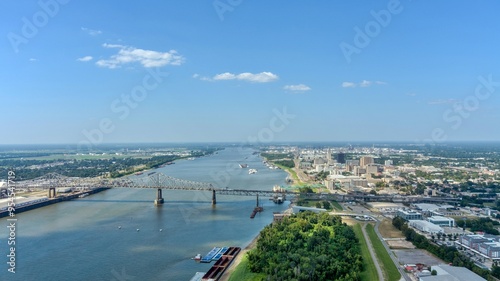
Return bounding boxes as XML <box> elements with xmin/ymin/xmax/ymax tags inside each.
<box><xmin>2</xmin><ymin>1</ymin><xmax>500</xmax><ymax>144</ymax></box>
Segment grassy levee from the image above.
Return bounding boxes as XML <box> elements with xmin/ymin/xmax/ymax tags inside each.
<box><xmin>366</xmin><ymin>224</ymin><xmax>401</xmax><ymax>281</ymax></box>
<box><xmin>331</xmin><ymin>200</ymin><xmax>343</xmax><ymax>211</ymax></box>
<box><xmin>228</xmin><ymin>254</ymin><xmax>266</xmax><ymax>281</ymax></box>
<box><xmin>353</xmin><ymin>224</ymin><xmax>378</xmax><ymax>281</ymax></box>
<box><xmin>274</xmin><ymin>163</ymin><xmax>305</xmax><ymax>186</ymax></box>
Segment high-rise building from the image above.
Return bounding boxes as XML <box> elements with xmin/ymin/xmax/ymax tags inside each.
<box><xmin>360</xmin><ymin>156</ymin><xmax>374</xmax><ymax>167</ymax></box>
<box><xmin>326</xmin><ymin>148</ymin><xmax>332</xmax><ymax>162</ymax></box>
<box><xmin>336</xmin><ymin>153</ymin><xmax>346</xmax><ymax>164</ymax></box>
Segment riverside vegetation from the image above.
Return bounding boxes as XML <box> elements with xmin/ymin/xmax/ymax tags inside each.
<box><xmin>246</xmin><ymin>212</ymin><xmax>363</xmax><ymax>281</ymax></box>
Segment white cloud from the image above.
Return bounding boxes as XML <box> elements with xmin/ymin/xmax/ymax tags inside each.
<box><xmin>29</xmin><ymin>58</ymin><xmax>37</xmax><ymax>62</ymax></box>
<box><xmin>192</xmin><ymin>73</ymin><xmax>212</xmax><ymax>81</ymax></box>
<box><xmin>342</xmin><ymin>80</ymin><xmax>387</xmax><ymax>88</ymax></box>
<box><xmin>209</xmin><ymin>72</ymin><xmax>279</xmax><ymax>83</ymax></box>
<box><xmin>360</xmin><ymin>80</ymin><xmax>372</xmax><ymax>87</ymax></box>
<box><xmin>284</xmin><ymin>84</ymin><xmax>311</xmax><ymax>92</ymax></box>
<box><xmin>77</xmin><ymin>56</ymin><xmax>93</xmax><ymax>62</ymax></box>
<box><xmin>342</xmin><ymin>82</ymin><xmax>356</xmax><ymax>88</ymax></box>
<box><xmin>213</xmin><ymin>72</ymin><xmax>236</xmax><ymax>80</ymax></box>
<box><xmin>81</xmin><ymin>27</ymin><xmax>102</xmax><ymax>36</ymax></box>
<box><xmin>102</xmin><ymin>43</ymin><xmax>124</xmax><ymax>49</ymax></box>
<box><xmin>96</xmin><ymin>44</ymin><xmax>184</xmax><ymax>69</ymax></box>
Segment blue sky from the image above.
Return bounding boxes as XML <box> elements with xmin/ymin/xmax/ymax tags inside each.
<box><xmin>1</xmin><ymin>0</ymin><xmax>500</xmax><ymax>145</ymax></box>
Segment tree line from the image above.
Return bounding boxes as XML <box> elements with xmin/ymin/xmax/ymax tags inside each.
<box><xmin>0</xmin><ymin>149</ymin><xmax>219</xmax><ymax>180</ymax></box>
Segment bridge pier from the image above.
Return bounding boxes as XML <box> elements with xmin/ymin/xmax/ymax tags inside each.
<box><xmin>212</xmin><ymin>190</ymin><xmax>216</xmax><ymax>205</ymax></box>
<box><xmin>48</xmin><ymin>187</ymin><xmax>56</xmax><ymax>198</ymax></box>
<box><xmin>154</xmin><ymin>188</ymin><xmax>164</xmax><ymax>205</ymax></box>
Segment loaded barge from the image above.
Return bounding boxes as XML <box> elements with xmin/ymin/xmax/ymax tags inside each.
<box><xmin>200</xmin><ymin>247</ymin><xmax>222</xmax><ymax>263</ymax></box>
<box><xmin>201</xmin><ymin>247</ymin><xmax>241</xmax><ymax>281</ymax></box>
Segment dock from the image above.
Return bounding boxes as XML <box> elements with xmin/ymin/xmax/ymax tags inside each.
<box><xmin>201</xmin><ymin>247</ymin><xmax>241</xmax><ymax>281</ymax></box>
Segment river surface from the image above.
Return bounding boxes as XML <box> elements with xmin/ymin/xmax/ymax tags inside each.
<box><xmin>0</xmin><ymin>147</ymin><xmax>289</xmax><ymax>281</ymax></box>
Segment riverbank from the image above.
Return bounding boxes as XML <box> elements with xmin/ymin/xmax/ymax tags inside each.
<box><xmin>0</xmin><ymin>187</ymin><xmax>109</xmax><ymax>218</ymax></box>
<box><xmin>219</xmin><ymin>234</ymin><xmax>260</xmax><ymax>281</ymax></box>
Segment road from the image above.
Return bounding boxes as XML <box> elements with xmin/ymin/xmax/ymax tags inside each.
<box><xmin>373</xmin><ymin>219</ymin><xmax>412</xmax><ymax>281</ymax></box>
<box><xmin>361</xmin><ymin>223</ymin><xmax>385</xmax><ymax>281</ymax></box>
<box><xmin>338</xmin><ymin>203</ymin><xmax>411</xmax><ymax>281</ymax></box>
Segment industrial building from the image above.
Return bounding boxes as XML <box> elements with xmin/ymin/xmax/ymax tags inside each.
<box><xmin>418</xmin><ymin>264</ymin><xmax>486</xmax><ymax>281</ymax></box>
<box><xmin>409</xmin><ymin>220</ymin><xmax>443</xmax><ymax>234</ymax></box>
<box><xmin>397</xmin><ymin>209</ymin><xmax>423</xmax><ymax>221</ymax></box>
<box><xmin>458</xmin><ymin>234</ymin><xmax>500</xmax><ymax>259</ymax></box>
<box><xmin>427</xmin><ymin>216</ymin><xmax>455</xmax><ymax>227</ymax></box>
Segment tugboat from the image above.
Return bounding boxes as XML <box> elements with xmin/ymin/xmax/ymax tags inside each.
<box><xmin>192</xmin><ymin>254</ymin><xmax>202</xmax><ymax>262</ymax></box>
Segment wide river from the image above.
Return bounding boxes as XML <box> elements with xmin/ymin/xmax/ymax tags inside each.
<box><xmin>0</xmin><ymin>147</ymin><xmax>289</xmax><ymax>280</ymax></box>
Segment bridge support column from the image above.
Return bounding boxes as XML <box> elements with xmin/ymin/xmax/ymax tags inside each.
<box><xmin>48</xmin><ymin>187</ymin><xmax>56</xmax><ymax>198</ymax></box>
<box><xmin>154</xmin><ymin>189</ymin><xmax>164</xmax><ymax>205</ymax></box>
<box><xmin>212</xmin><ymin>190</ymin><xmax>216</xmax><ymax>206</ymax></box>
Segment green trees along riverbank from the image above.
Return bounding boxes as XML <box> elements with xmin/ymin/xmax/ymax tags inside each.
<box><xmin>246</xmin><ymin>212</ymin><xmax>363</xmax><ymax>281</ymax></box>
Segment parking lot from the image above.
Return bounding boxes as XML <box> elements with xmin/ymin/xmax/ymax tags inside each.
<box><xmin>393</xmin><ymin>249</ymin><xmax>444</xmax><ymax>266</ymax></box>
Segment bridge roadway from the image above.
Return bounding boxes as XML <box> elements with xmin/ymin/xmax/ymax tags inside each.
<box><xmin>17</xmin><ymin>172</ymin><xmax>461</xmax><ymax>205</ymax></box>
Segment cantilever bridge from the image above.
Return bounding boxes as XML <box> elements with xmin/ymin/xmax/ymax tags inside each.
<box><xmin>15</xmin><ymin>172</ymin><xmax>461</xmax><ymax>205</ymax></box>
<box><xmin>16</xmin><ymin>172</ymin><xmax>292</xmax><ymax>205</ymax></box>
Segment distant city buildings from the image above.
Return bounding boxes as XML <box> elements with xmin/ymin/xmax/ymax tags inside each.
<box><xmin>360</xmin><ymin>156</ymin><xmax>374</xmax><ymax>167</ymax></box>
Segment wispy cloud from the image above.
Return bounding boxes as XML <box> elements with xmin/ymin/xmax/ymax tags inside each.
<box><xmin>427</xmin><ymin>99</ymin><xmax>460</xmax><ymax>105</ymax></box>
<box><xmin>342</xmin><ymin>80</ymin><xmax>387</xmax><ymax>88</ymax></box>
<box><xmin>342</xmin><ymin>82</ymin><xmax>356</xmax><ymax>88</ymax></box>
<box><xmin>197</xmin><ymin>72</ymin><xmax>279</xmax><ymax>83</ymax></box>
<box><xmin>360</xmin><ymin>80</ymin><xmax>372</xmax><ymax>87</ymax></box>
<box><xmin>284</xmin><ymin>84</ymin><xmax>311</xmax><ymax>92</ymax></box>
<box><xmin>77</xmin><ymin>56</ymin><xmax>93</xmax><ymax>62</ymax></box>
<box><xmin>81</xmin><ymin>27</ymin><xmax>102</xmax><ymax>36</ymax></box>
<box><xmin>96</xmin><ymin>44</ymin><xmax>184</xmax><ymax>69</ymax></box>
<box><xmin>29</xmin><ymin>58</ymin><xmax>37</xmax><ymax>62</ymax></box>
<box><xmin>193</xmin><ymin>73</ymin><xmax>211</xmax><ymax>81</ymax></box>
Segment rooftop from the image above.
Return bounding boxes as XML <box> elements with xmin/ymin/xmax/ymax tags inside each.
<box><xmin>428</xmin><ymin>216</ymin><xmax>455</xmax><ymax>221</ymax></box>
<box><xmin>420</xmin><ymin>264</ymin><xmax>486</xmax><ymax>281</ymax></box>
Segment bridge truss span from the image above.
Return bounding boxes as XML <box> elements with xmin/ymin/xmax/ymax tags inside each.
<box><xmin>15</xmin><ymin>172</ymin><xmax>461</xmax><ymax>206</ymax></box>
